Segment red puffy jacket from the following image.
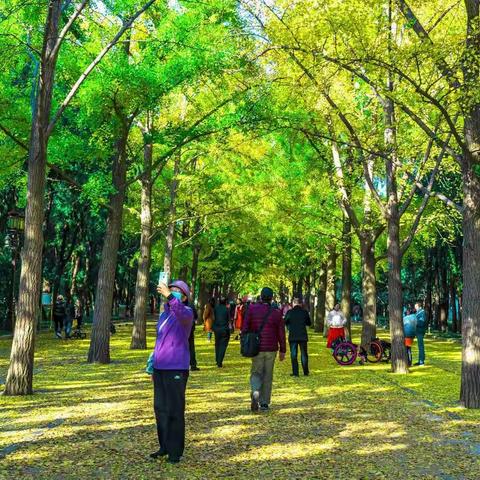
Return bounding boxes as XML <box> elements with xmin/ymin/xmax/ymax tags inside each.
<box><xmin>242</xmin><ymin>303</ymin><xmax>286</xmax><ymax>353</ymax></box>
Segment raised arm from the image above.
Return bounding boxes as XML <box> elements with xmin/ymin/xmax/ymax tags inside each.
<box><xmin>167</xmin><ymin>296</ymin><xmax>193</xmax><ymax>326</ymax></box>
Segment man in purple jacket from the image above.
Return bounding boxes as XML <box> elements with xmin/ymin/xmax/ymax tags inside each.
<box><xmin>150</xmin><ymin>280</ymin><xmax>193</xmax><ymax>464</ymax></box>
<box><xmin>242</xmin><ymin>287</ymin><xmax>286</xmax><ymax>412</ymax></box>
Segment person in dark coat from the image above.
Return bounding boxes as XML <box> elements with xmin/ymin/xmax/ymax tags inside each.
<box><xmin>53</xmin><ymin>295</ymin><xmax>66</xmax><ymax>339</ymax></box>
<box><xmin>64</xmin><ymin>298</ymin><xmax>75</xmax><ymax>339</ymax></box>
<box><xmin>213</xmin><ymin>298</ymin><xmax>230</xmax><ymax>367</ymax></box>
<box><xmin>284</xmin><ymin>298</ymin><xmax>311</xmax><ymax>376</ymax></box>
<box><xmin>414</xmin><ymin>301</ymin><xmax>427</xmax><ymax>366</ymax></box>
<box><xmin>188</xmin><ymin>303</ymin><xmax>200</xmax><ymax>371</ymax></box>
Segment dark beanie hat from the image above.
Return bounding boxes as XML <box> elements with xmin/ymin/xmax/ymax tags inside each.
<box><xmin>260</xmin><ymin>287</ymin><xmax>274</xmax><ymax>300</ymax></box>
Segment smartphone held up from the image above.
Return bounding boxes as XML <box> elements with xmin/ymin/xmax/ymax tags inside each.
<box><xmin>158</xmin><ymin>271</ymin><xmax>169</xmax><ymax>286</ymax></box>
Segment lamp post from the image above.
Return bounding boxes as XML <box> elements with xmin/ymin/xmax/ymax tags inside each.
<box><xmin>5</xmin><ymin>209</ymin><xmax>25</xmax><ymax>332</ymax></box>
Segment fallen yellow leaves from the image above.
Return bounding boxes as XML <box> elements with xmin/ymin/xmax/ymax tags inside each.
<box><xmin>0</xmin><ymin>325</ymin><xmax>479</xmax><ymax>479</ymax></box>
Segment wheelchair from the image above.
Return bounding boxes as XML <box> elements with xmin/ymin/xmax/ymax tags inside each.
<box><xmin>332</xmin><ymin>337</ymin><xmax>390</xmax><ymax>366</ymax></box>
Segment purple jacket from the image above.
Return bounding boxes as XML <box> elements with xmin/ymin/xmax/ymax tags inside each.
<box><xmin>153</xmin><ymin>296</ymin><xmax>193</xmax><ymax>370</ymax></box>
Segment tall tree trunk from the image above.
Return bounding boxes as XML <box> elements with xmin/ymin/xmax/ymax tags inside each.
<box><xmin>460</xmin><ymin>159</ymin><xmax>480</xmax><ymax>406</ymax></box>
<box><xmin>315</xmin><ymin>264</ymin><xmax>327</xmax><ymax>334</ymax></box>
<box><xmin>325</xmin><ymin>247</ymin><xmax>337</xmax><ymax>312</ymax></box>
<box><xmin>459</xmin><ymin>0</ymin><xmax>480</xmax><ymax>408</ymax></box>
<box><xmin>298</xmin><ymin>275</ymin><xmax>304</xmax><ymax>300</ymax></box>
<box><xmin>163</xmin><ymin>155</ymin><xmax>180</xmax><ymax>282</ymax></box>
<box><xmin>305</xmin><ymin>274</ymin><xmax>311</xmax><ymax>313</ymax></box>
<box><xmin>341</xmin><ymin>216</ymin><xmax>352</xmax><ymax>337</ymax></box>
<box><xmin>386</xmin><ymin>205</ymin><xmax>407</xmax><ymax>373</ymax></box>
<box><xmin>70</xmin><ymin>253</ymin><xmax>80</xmax><ymax>299</ymax></box>
<box><xmin>131</xmin><ymin>129</ymin><xmax>153</xmax><ymax>350</ymax></box>
<box><xmin>324</xmin><ymin>247</ymin><xmax>337</xmax><ymax>335</ymax></box>
<box><xmin>179</xmin><ymin>265</ymin><xmax>189</xmax><ymax>279</ymax></box>
<box><xmin>439</xmin><ymin>251</ymin><xmax>449</xmax><ymax>332</ymax></box>
<box><xmin>433</xmin><ymin>249</ymin><xmax>441</xmax><ymax>331</ymax></box>
<box><xmin>360</xmin><ymin>239</ymin><xmax>377</xmax><ymax>347</ymax></box>
<box><xmin>190</xmin><ymin>219</ymin><xmax>202</xmax><ymax>304</ymax></box>
<box><xmin>424</xmin><ymin>248</ymin><xmax>434</xmax><ymax>329</ymax></box>
<box><xmin>88</xmin><ymin>125</ymin><xmax>129</xmax><ymax>363</ymax></box>
<box><xmin>279</xmin><ymin>281</ymin><xmax>286</xmax><ymax>304</ymax></box>
<box><xmin>4</xmin><ymin>0</ymin><xmax>62</xmax><ymax>395</ymax></box>
<box><xmin>384</xmin><ymin>75</ymin><xmax>408</xmax><ymax>372</ymax></box>
<box><xmin>450</xmin><ymin>275</ymin><xmax>458</xmax><ymax>334</ymax></box>
<box><xmin>198</xmin><ymin>278</ymin><xmax>209</xmax><ymax>321</ymax></box>
<box><xmin>309</xmin><ymin>270</ymin><xmax>317</xmax><ymax>321</ymax></box>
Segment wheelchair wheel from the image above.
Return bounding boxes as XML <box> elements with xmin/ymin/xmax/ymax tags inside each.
<box><xmin>366</xmin><ymin>340</ymin><xmax>383</xmax><ymax>363</ymax></box>
<box><xmin>333</xmin><ymin>341</ymin><xmax>357</xmax><ymax>365</ymax></box>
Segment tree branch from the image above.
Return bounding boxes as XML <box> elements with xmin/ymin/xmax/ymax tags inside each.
<box><xmin>47</xmin><ymin>0</ymin><xmax>157</xmax><ymax>137</ymax></box>
<box><xmin>50</xmin><ymin>0</ymin><xmax>89</xmax><ymax>60</ymax></box>
<box><xmin>285</xmin><ymin>50</ymin><xmax>387</xmax><ymax>215</ymax></box>
<box><xmin>305</xmin><ymin>129</ymin><xmax>362</xmax><ymax>233</ymax></box>
<box><xmin>395</xmin><ymin>0</ymin><xmax>461</xmax><ymax>88</ymax></box>
<box><xmin>399</xmin><ymin>136</ymin><xmax>434</xmax><ymax>216</ymax></box>
<box><xmin>0</xmin><ymin>123</ymin><xmax>28</xmax><ymax>150</ymax></box>
<box><xmin>401</xmin><ymin>147</ymin><xmax>447</xmax><ymax>255</ymax></box>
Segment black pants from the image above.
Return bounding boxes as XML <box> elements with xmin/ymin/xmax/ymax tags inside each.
<box><xmin>214</xmin><ymin>330</ymin><xmax>230</xmax><ymax>366</ymax></box>
<box><xmin>290</xmin><ymin>341</ymin><xmax>309</xmax><ymax>375</ymax></box>
<box><xmin>153</xmin><ymin>369</ymin><xmax>189</xmax><ymax>459</ymax></box>
<box><xmin>53</xmin><ymin>315</ymin><xmax>64</xmax><ymax>334</ymax></box>
<box><xmin>406</xmin><ymin>346</ymin><xmax>412</xmax><ymax>366</ymax></box>
<box><xmin>189</xmin><ymin>326</ymin><xmax>197</xmax><ymax>368</ymax></box>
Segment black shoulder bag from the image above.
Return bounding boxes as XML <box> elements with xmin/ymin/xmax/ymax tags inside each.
<box><xmin>240</xmin><ymin>305</ymin><xmax>272</xmax><ymax>358</ymax></box>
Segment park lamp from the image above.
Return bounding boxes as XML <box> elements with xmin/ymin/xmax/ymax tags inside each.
<box><xmin>7</xmin><ymin>209</ymin><xmax>25</xmax><ymax>234</ymax></box>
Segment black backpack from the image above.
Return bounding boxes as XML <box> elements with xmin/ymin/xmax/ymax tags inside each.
<box><xmin>240</xmin><ymin>306</ymin><xmax>272</xmax><ymax>358</ymax></box>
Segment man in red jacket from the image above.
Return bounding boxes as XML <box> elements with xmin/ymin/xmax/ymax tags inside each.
<box><xmin>242</xmin><ymin>287</ymin><xmax>286</xmax><ymax>412</ymax></box>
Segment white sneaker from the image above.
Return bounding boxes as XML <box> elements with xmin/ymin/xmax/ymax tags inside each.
<box><xmin>251</xmin><ymin>391</ymin><xmax>260</xmax><ymax>412</ymax></box>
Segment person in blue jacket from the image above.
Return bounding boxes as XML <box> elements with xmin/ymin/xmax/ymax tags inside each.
<box><xmin>414</xmin><ymin>301</ymin><xmax>427</xmax><ymax>366</ymax></box>
<box><xmin>403</xmin><ymin>308</ymin><xmax>417</xmax><ymax>367</ymax></box>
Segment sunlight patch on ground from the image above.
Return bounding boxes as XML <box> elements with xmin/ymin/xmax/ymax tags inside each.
<box><xmin>232</xmin><ymin>439</ymin><xmax>337</xmax><ymax>461</ymax></box>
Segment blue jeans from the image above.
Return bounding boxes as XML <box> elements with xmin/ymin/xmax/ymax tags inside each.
<box><xmin>417</xmin><ymin>334</ymin><xmax>425</xmax><ymax>363</ymax></box>
<box><xmin>290</xmin><ymin>341</ymin><xmax>309</xmax><ymax>376</ymax></box>
<box><xmin>64</xmin><ymin>318</ymin><xmax>72</xmax><ymax>337</ymax></box>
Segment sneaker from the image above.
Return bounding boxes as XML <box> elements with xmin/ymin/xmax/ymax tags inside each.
<box><xmin>251</xmin><ymin>391</ymin><xmax>260</xmax><ymax>412</ymax></box>
<box><xmin>414</xmin><ymin>362</ymin><xmax>425</xmax><ymax>366</ymax></box>
<box><xmin>55</xmin><ymin>332</ymin><xmax>62</xmax><ymax>339</ymax></box>
<box><xmin>149</xmin><ymin>449</ymin><xmax>167</xmax><ymax>459</ymax></box>
<box><xmin>259</xmin><ymin>403</ymin><xmax>269</xmax><ymax>411</ymax></box>
<box><xmin>290</xmin><ymin>373</ymin><xmax>299</xmax><ymax>377</ymax></box>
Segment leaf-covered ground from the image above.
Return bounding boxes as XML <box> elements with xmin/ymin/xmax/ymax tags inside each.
<box><xmin>1</xmin><ymin>324</ymin><xmax>479</xmax><ymax>479</ymax></box>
